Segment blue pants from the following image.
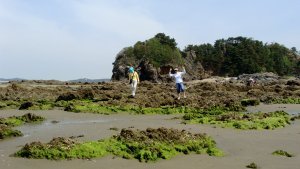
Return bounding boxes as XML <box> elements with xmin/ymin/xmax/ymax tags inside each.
<box><xmin>176</xmin><ymin>83</ymin><xmax>185</xmax><ymax>93</ymax></box>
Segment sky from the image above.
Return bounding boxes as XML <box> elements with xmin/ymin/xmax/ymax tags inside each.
<box><xmin>0</xmin><ymin>0</ymin><xmax>299</xmax><ymax>80</ymax></box>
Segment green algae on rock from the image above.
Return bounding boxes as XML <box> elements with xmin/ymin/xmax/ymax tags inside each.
<box><xmin>183</xmin><ymin>109</ymin><xmax>291</xmax><ymax>130</ymax></box>
<box><xmin>272</xmin><ymin>150</ymin><xmax>294</xmax><ymax>157</ymax></box>
<box><xmin>0</xmin><ymin>113</ymin><xmax>45</xmax><ymax>127</ymax></box>
<box><xmin>63</xmin><ymin>100</ymin><xmax>194</xmax><ymax>114</ymax></box>
<box><xmin>0</xmin><ymin>124</ymin><xmax>23</xmax><ymax>139</ymax></box>
<box><xmin>246</xmin><ymin>162</ymin><xmax>258</xmax><ymax>169</ymax></box>
<box><xmin>0</xmin><ymin>113</ymin><xmax>45</xmax><ymax>140</ymax></box>
<box><xmin>15</xmin><ymin>127</ymin><xmax>223</xmax><ymax>161</ymax></box>
<box><xmin>271</xmin><ymin>97</ymin><xmax>300</xmax><ymax>104</ymax></box>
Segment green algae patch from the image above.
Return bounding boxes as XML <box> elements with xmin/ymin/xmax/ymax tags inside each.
<box><xmin>272</xmin><ymin>150</ymin><xmax>294</xmax><ymax>157</ymax></box>
<box><xmin>0</xmin><ymin>113</ymin><xmax>45</xmax><ymax>140</ymax></box>
<box><xmin>0</xmin><ymin>124</ymin><xmax>23</xmax><ymax>139</ymax></box>
<box><xmin>15</xmin><ymin>127</ymin><xmax>223</xmax><ymax>162</ymax></box>
<box><xmin>0</xmin><ymin>101</ymin><xmax>21</xmax><ymax>110</ymax></box>
<box><xmin>0</xmin><ymin>113</ymin><xmax>45</xmax><ymax>127</ymax></box>
<box><xmin>63</xmin><ymin>100</ymin><xmax>194</xmax><ymax>115</ymax></box>
<box><xmin>271</xmin><ymin>97</ymin><xmax>300</xmax><ymax>104</ymax></box>
<box><xmin>183</xmin><ymin>109</ymin><xmax>291</xmax><ymax>130</ymax></box>
<box><xmin>15</xmin><ymin>137</ymin><xmax>108</xmax><ymax>160</ymax></box>
<box><xmin>29</xmin><ymin>100</ymin><xmax>55</xmax><ymax>110</ymax></box>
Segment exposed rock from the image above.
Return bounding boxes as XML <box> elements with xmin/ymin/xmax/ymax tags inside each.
<box><xmin>19</xmin><ymin>102</ymin><xmax>33</xmax><ymax>110</ymax></box>
<box><xmin>286</xmin><ymin>80</ymin><xmax>300</xmax><ymax>86</ymax></box>
<box><xmin>56</xmin><ymin>93</ymin><xmax>78</xmax><ymax>101</ymax></box>
<box><xmin>117</xmin><ymin>127</ymin><xmax>206</xmax><ymax>144</ymax></box>
<box><xmin>111</xmin><ymin>49</ymin><xmax>208</xmax><ymax>82</ymax></box>
<box><xmin>238</xmin><ymin>72</ymin><xmax>280</xmax><ymax>85</ymax></box>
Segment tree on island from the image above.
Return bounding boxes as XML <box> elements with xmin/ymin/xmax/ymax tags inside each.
<box><xmin>112</xmin><ymin>33</ymin><xmax>300</xmax><ymax>82</ymax></box>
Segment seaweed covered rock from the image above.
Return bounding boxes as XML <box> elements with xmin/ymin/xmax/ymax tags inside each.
<box><xmin>0</xmin><ymin>113</ymin><xmax>44</xmax><ymax>127</ymax></box>
<box><xmin>183</xmin><ymin>109</ymin><xmax>291</xmax><ymax>130</ymax></box>
<box><xmin>16</xmin><ymin>137</ymin><xmax>78</xmax><ymax>159</ymax></box>
<box><xmin>0</xmin><ymin>113</ymin><xmax>44</xmax><ymax>139</ymax></box>
<box><xmin>19</xmin><ymin>113</ymin><xmax>45</xmax><ymax>123</ymax></box>
<box><xmin>15</xmin><ymin>127</ymin><xmax>222</xmax><ymax>161</ymax></box>
<box><xmin>117</xmin><ymin>127</ymin><xmax>206</xmax><ymax>144</ymax></box>
<box><xmin>0</xmin><ymin>124</ymin><xmax>23</xmax><ymax>139</ymax></box>
<box><xmin>56</xmin><ymin>93</ymin><xmax>78</xmax><ymax>101</ymax></box>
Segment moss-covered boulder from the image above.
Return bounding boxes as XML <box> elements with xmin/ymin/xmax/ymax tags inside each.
<box><xmin>183</xmin><ymin>109</ymin><xmax>291</xmax><ymax>130</ymax></box>
<box><xmin>15</xmin><ymin>127</ymin><xmax>223</xmax><ymax>161</ymax></box>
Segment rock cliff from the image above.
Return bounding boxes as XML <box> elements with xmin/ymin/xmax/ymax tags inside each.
<box><xmin>111</xmin><ymin>49</ymin><xmax>209</xmax><ymax>82</ymax></box>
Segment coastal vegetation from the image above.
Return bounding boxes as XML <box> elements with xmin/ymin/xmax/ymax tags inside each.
<box><xmin>112</xmin><ymin>33</ymin><xmax>300</xmax><ymax>82</ymax></box>
<box><xmin>121</xmin><ymin>33</ymin><xmax>183</xmax><ymax>67</ymax></box>
<box><xmin>15</xmin><ymin>127</ymin><xmax>223</xmax><ymax>161</ymax></box>
<box><xmin>184</xmin><ymin>36</ymin><xmax>300</xmax><ymax>76</ymax></box>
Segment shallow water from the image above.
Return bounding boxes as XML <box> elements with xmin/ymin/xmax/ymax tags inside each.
<box><xmin>17</xmin><ymin>118</ymin><xmax>115</xmax><ymax>138</ymax></box>
<box><xmin>1</xmin><ymin>109</ymin><xmax>300</xmax><ymax>169</ymax></box>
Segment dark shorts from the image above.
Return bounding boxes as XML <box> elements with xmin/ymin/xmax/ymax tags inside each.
<box><xmin>176</xmin><ymin>83</ymin><xmax>185</xmax><ymax>93</ymax></box>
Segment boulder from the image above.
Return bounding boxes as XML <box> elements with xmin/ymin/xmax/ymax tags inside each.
<box><xmin>19</xmin><ymin>102</ymin><xmax>33</xmax><ymax>110</ymax></box>
<box><xmin>111</xmin><ymin>49</ymin><xmax>207</xmax><ymax>82</ymax></box>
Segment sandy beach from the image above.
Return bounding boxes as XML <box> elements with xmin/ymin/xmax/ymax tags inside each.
<box><xmin>1</xmin><ymin>109</ymin><xmax>300</xmax><ymax>169</ymax></box>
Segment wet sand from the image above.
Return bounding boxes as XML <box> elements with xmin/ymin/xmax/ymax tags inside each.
<box><xmin>1</xmin><ymin>109</ymin><xmax>300</xmax><ymax>169</ymax></box>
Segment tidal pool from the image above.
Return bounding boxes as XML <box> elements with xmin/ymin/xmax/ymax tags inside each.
<box><xmin>1</xmin><ymin>109</ymin><xmax>300</xmax><ymax>169</ymax></box>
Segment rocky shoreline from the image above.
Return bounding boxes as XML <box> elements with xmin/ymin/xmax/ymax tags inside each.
<box><xmin>1</xmin><ymin>74</ymin><xmax>300</xmax><ymax>110</ymax></box>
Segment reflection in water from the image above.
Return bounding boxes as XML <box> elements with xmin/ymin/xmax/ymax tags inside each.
<box><xmin>16</xmin><ymin>118</ymin><xmax>116</xmax><ymax>138</ymax></box>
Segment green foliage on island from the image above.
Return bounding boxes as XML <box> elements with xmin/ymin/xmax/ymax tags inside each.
<box><xmin>184</xmin><ymin>36</ymin><xmax>300</xmax><ymax>76</ymax></box>
<box><xmin>183</xmin><ymin>109</ymin><xmax>291</xmax><ymax>130</ymax></box>
<box><xmin>15</xmin><ymin>128</ymin><xmax>223</xmax><ymax>161</ymax></box>
<box><xmin>121</xmin><ymin>33</ymin><xmax>183</xmax><ymax>67</ymax></box>
<box><xmin>118</xmin><ymin>33</ymin><xmax>300</xmax><ymax>76</ymax></box>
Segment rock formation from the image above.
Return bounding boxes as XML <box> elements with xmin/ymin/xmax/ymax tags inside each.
<box><xmin>111</xmin><ymin>49</ymin><xmax>208</xmax><ymax>82</ymax></box>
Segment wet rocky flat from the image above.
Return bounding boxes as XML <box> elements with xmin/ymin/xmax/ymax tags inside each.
<box><xmin>0</xmin><ymin>109</ymin><xmax>300</xmax><ymax>169</ymax></box>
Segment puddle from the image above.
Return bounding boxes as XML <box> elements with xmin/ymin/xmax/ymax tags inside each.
<box><xmin>15</xmin><ymin>118</ymin><xmax>117</xmax><ymax>138</ymax></box>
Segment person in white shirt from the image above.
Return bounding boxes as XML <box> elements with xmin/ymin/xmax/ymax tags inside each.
<box><xmin>169</xmin><ymin>67</ymin><xmax>186</xmax><ymax>100</ymax></box>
